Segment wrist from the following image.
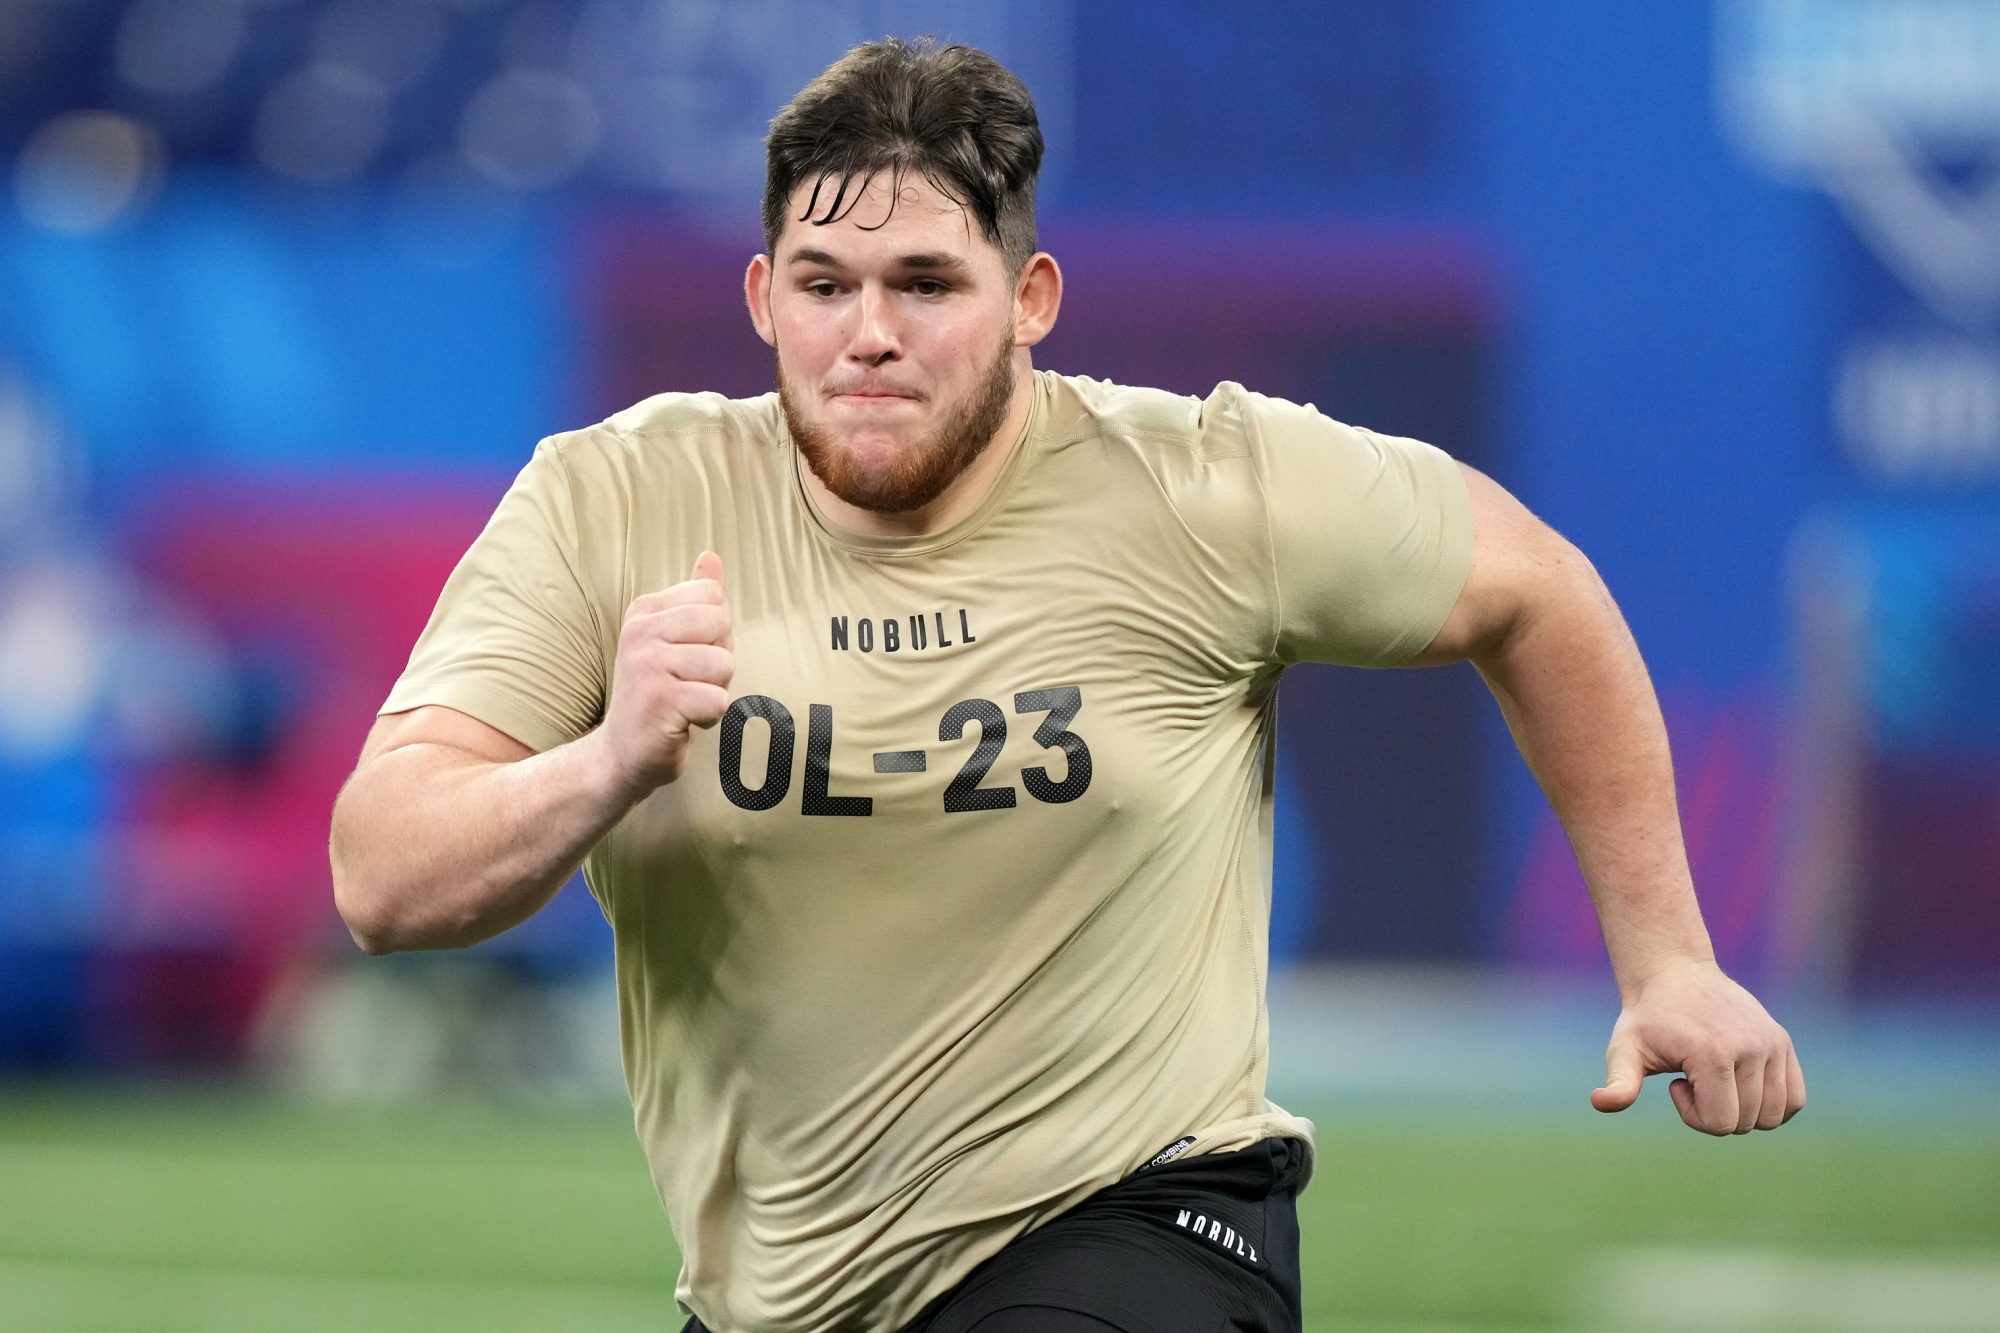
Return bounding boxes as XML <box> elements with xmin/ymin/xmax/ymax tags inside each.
<box><xmin>1615</xmin><ymin>947</ymin><xmax>1719</xmax><ymax>1002</ymax></box>
<box><xmin>574</xmin><ymin>725</ymin><xmax>658</xmax><ymax>808</ymax></box>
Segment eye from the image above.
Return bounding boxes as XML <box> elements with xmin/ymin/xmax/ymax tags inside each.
<box><xmin>803</xmin><ymin>280</ymin><xmax>841</xmax><ymax>298</ymax></box>
<box><xmin>909</xmin><ymin>278</ymin><xmax>951</xmax><ymax>297</ymax></box>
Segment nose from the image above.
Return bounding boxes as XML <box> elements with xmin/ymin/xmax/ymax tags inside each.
<box><xmin>847</xmin><ymin>285</ymin><xmax>899</xmax><ymax>366</ymax></box>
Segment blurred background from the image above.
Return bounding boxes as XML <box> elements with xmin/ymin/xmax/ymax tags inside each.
<box><xmin>1</xmin><ymin>1</ymin><xmax>1996</xmax><ymax>1329</ymax></box>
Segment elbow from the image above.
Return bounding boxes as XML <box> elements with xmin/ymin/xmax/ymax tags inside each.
<box><xmin>330</xmin><ymin>795</ymin><xmax>391</xmax><ymax>954</ymax></box>
<box><xmin>330</xmin><ymin>792</ymin><xmax>429</xmax><ymax>954</ymax></box>
<box><xmin>330</xmin><ymin>827</ymin><xmax>423</xmax><ymax>955</ymax></box>
<box><xmin>347</xmin><ymin>918</ymin><xmax>400</xmax><ymax>957</ymax></box>
<box><xmin>350</xmin><ymin>930</ymin><xmax>397</xmax><ymax>957</ymax></box>
<box><xmin>336</xmin><ymin>886</ymin><xmax>464</xmax><ymax>955</ymax></box>
<box><xmin>332</xmin><ymin>871</ymin><xmax>404</xmax><ymax>956</ymax></box>
<box><xmin>332</xmin><ymin>857</ymin><xmax>487</xmax><ymax>955</ymax></box>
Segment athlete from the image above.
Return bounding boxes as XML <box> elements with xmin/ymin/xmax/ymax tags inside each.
<box><xmin>330</xmin><ymin>37</ymin><xmax>1806</xmax><ymax>1333</ymax></box>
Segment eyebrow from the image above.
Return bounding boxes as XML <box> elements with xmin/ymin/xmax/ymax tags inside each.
<box><xmin>786</xmin><ymin>248</ymin><xmax>974</xmax><ymax>278</ymax></box>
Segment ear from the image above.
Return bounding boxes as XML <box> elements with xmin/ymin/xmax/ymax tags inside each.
<box><xmin>1011</xmin><ymin>252</ymin><xmax>1062</xmax><ymax>349</ymax></box>
<box><xmin>745</xmin><ymin>253</ymin><xmax>776</xmax><ymax>347</ymax></box>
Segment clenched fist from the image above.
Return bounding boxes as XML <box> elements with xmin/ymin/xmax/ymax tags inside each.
<box><xmin>594</xmin><ymin>550</ymin><xmax>735</xmax><ymax>796</ymax></box>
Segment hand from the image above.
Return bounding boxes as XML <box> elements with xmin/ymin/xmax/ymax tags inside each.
<box><xmin>1589</xmin><ymin>958</ymin><xmax>1806</xmax><ymax>1134</ymax></box>
<box><xmin>594</xmin><ymin>551</ymin><xmax>734</xmax><ymax>795</ymax></box>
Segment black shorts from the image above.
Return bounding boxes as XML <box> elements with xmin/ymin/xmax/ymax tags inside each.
<box><xmin>683</xmin><ymin>1136</ymin><xmax>1306</xmax><ymax>1333</ymax></box>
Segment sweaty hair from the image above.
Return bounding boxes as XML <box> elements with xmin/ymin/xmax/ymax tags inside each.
<box><xmin>763</xmin><ymin>37</ymin><xmax>1043</xmax><ymax>274</ymax></box>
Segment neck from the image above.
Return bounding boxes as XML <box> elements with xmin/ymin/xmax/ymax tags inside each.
<box><xmin>802</xmin><ymin>353</ymin><xmax>1037</xmax><ymax>540</ymax></box>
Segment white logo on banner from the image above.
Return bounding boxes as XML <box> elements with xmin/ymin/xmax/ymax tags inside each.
<box><xmin>1717</xmin><ymin>0</ymin><xmax>2000</xmax><ymax>478</ymax></box>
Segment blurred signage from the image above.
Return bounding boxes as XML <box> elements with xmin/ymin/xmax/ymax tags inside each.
<box><xmin>0</xmin><ymin>1</ymin><xmax>1072</xmax><ymax>205</ymax></box>
<box><xmin>584</xmin><ymin>0</ymin><xmax>1073</xmax><ymax>204</ymax></box>
<box><xmin>1717</xmin><ymin>0</ymin><xmax>2000</xmax><ymax>484</ymax></box>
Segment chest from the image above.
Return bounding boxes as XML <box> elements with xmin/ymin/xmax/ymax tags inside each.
<box><xmin>603</xmin><ymin>542</ymin><xmax>1263</xmax><ymax>875</ymax></box>
<box><xmin>590</xmin><ymin>437</ymin><xmax>1279</xmax><ymax>881</ymax></box>
<box><xmin>703</xmin><ymin>552</ymin><xmax>1228</xmax><ymax>830</ymax></box>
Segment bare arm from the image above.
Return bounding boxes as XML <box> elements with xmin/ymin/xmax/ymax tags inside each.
<box><xmin>330</xmin><ymin>706</ymin><xmax>634</xmax><ymax>953</ymax></box>
<box><xmin>331</xmin><ymin>552</ymin><xmax>734</xmax><ymax>954</ymax></box>
<box><xmin>1410</xmin><ymin>464</ymin><xmax>1710</xmax><ymax>994</ymax></box>
<box><xmin>1413</xmin><ymin>464</ymin><xmax>1805</xmax><ymax>1133</ymax></box>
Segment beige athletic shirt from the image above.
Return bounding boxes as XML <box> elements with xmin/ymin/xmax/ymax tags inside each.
<box><xmin>381</xmin><ymin>370</ymin><xmax>1473</xmax><ymax>1332</ymax></box>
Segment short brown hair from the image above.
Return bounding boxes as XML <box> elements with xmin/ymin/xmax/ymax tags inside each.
<box><xmin>762</xmin><ymin>38</ymin><xmax>1043</xmax><ymax>273</ymax></box>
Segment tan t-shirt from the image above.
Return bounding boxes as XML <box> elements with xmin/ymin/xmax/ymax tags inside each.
<box><xmin>381</xmin><ymin>370</ymin><xmax>1473</xmax><ymax>1332</ymax></box>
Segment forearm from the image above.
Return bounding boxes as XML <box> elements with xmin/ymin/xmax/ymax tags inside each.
<box><xmin>330</xmin><ymin>729</ymin><xmax>638</xmax><ymax>953</ymax></box>
<box><xmin>1473</xmin><ymin>551</ymin><xmax>1714</xmax><ymax>999</ymax></box>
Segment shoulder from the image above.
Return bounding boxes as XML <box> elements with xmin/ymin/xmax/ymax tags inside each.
<box><xmin>602</xmin><ymin>389</ymin><xmax>784</xmax><ymax>442</ymax></box>
<box><xmin>1032</xmin><ymin>373</ymin><xmax>1282</xmax><ymax>665</ymax></box>
<box><xmin>542</xmin><ymin>389</ymin><xmax>786</xmax><ymax>480</ymax></box>
<box><xmin>1035</xmin><ymin>372</ymin><xmax>1278</xmax><ymax>553</ymax></box>
<box><xmin>1045</xmin><ymin>373</ymin><xmax>1404</xmax><ymax>487</ymax></box>
<box><xmin>1047</xmin><ymin>372</ymin><xmax>1262</xmax><ymax>463</ymax></box>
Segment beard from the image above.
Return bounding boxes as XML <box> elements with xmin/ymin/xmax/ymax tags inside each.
<box><xmin>779</xmin><ymin>334</ymin><xmax>1018</xmax><ymax>515</ymax></box>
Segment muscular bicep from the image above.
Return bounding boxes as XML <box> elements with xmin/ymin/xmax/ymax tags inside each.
<box><xmin>357</xmin><ymin>704</ymin><xmax>537</xmax><ymax>769</ymax></box>
<box><xmin>1406</xmin><ymin>462</ymin><xmax>1587</xmax><ymax>667</ymax></box>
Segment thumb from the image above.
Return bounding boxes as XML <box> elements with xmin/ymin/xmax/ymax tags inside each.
<box><xmin>692</xmin><ymin>550</ymin><xmax>725</xmax><ymax>586</ymax></box>
<box><xmin>1591</xmin><ymin>1037</ymin><xmax>1645</xmax><ymax>1113</ymax></box>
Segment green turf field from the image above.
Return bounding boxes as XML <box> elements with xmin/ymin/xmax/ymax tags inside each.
<box><xmin>2</xmin><ymin>1090</ymin><xmax>1995</xmax><ymax>1331</ymax></box>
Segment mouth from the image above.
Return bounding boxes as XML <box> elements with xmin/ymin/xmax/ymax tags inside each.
<box><xmin>831</xmin><ymin>391</ymin><xmax>920</xmax><ymax>406</ymax></box>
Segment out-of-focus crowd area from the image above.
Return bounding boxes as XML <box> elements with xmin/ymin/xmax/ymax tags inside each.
<box><xmin>1</xmin><ymin>0</ymin><xmax>1997</xmax><ymax>1091</ymax></box>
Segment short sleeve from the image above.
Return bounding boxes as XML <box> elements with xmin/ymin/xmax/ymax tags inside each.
<box><xmin>1246</xmin><ymin>391</ymin><xmax>1473</xmax><ymax>668</ymax></box>
<box><xmin>379</xmin><ymin>437</ymin><xmax>607</xmax><ymax>751</ymax></box>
